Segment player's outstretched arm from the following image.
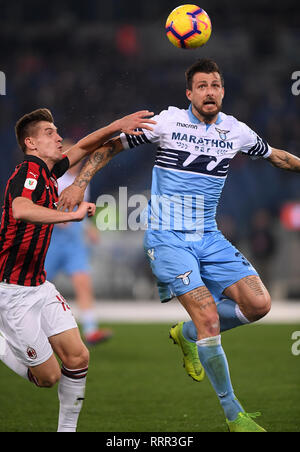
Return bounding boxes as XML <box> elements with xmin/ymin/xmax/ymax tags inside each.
<box><xmin>267</xmin><ymin>147</ymin><xmax>300</xmax><ymax>172</ymax></box>
<box><xmin>64</xmin><ymin>110</ymin><xmax>155</xmax><ymax>168</ymax></box>
<box><xmin>58</xmin><ymin>137</ymin><xmax>124</xmax><ymax>212</ymax></box>
<box><xmin>12</xmin><ymin>197</ymin><xmax>96</xmax><ymax>224</ymax></box>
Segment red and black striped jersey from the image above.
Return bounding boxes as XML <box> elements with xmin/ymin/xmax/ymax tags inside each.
<box><xmin>0</xmin><ymin>154</ymin><xmax>70</xmax><ymax>286</ymax></box>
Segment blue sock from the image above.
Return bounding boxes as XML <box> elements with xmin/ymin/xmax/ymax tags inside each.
<box><xmin>196</xmin><ymin>335</ymin><xmax>244</xmax><ymax>421</ymax></box>
<box><xmin>182</xmin><ymin>298</ymin><xmax>250</xmax><ymax>342</ymax></box>
<box><xmin>182</xmin><ymin>320</ymin><xmax>197</xmax><ymax>342</ymax></box>
<box><xmin>217</xmin><ymin>298</ymin><xmax>250</xmax><ymax>332</ymax></box>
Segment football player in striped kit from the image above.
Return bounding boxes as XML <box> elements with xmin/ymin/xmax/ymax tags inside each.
<box><xmin>58</xmin><ymin>59</ymin><xmax>300</xmax><ymax>432</ymax></box>
<box><xmin>0</xmin><ymin>107</ymin><xmax>155</xmax><ymax>432</ymax></box>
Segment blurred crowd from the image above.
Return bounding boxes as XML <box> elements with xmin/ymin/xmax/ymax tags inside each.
<box><xmin>0</xmin><ymin>0</ymin><xmax>299</xmax><ymax>298</ymax></box>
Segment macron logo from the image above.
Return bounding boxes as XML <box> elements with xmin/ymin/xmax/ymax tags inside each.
<box><xmin>176</xmin><ymin>122</ymin><xmax>198</xmax><ymax>130</ymax></box>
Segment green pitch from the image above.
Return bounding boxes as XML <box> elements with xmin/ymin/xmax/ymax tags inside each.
<box><xmin>0</xmin><ymin>323</ymin><xmax>299</xmax><ymax>432</ymax></box>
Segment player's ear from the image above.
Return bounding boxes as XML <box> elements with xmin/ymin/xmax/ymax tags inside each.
<box><xmin>24</xmin><ymin>137</ymin><xmax>37</xmax><ymax>151</ymax></box>
<box><xmin>186</xmin><ymin>89</ymin><xmax>192</xmax><ymax>101</ymax></box>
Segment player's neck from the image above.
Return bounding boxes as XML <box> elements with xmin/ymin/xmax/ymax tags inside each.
<box><xmin>25</xmin><ymin>151</ymin><xmax>56</xmax><ymax>172</ymax></box>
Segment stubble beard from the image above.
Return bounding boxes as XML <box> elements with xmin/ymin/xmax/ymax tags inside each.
<box><xmin>193</xmin><ymin>101</ymin><xmax>222</xmax><ymax>123</ymax></box>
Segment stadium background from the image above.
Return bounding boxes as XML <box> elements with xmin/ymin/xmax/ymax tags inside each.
<box><xmin>0</xmin><ymin>0</ymin><xmax>300</xmax><ymax>305</ymax></box>
<box><xmin>0</xmin><ymin>0</ymin><xmax>300</xmax><ymax>434</ymax></box>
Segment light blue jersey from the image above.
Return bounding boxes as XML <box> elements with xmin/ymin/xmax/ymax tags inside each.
<box><xmin>120</xmin><ymin>105</ymin><xmax>272</xmax><ymax>302</ymax></box>
<box><xmin>120</xmin><ymin>105</ymin><xmax>271</xmax><ymax>234</ymax></box>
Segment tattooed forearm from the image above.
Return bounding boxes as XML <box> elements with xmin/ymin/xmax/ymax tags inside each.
<box><xmin>267</xmin><ymin>148</ymin><xmax>300</xmax><ymax>172</ymax></box>
<box><xmin>73</xmin><ymin>172</ymin><xmax>93</xmax><ymax>189</ymax></box>
<box><xmin>242</xmin><ymin>276</ymin><xmax>265</xmax><ymax>296</ymax></box>
<box><xmin>73</xmin><ymin>139</ymin><xmax>122</xmax><ymax>189</ymax></box>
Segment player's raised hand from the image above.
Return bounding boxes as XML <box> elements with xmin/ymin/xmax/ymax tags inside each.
<box><xmin>58</xmin><ymin>184</ymin><xmax>85</xmax><ymax>212</ymax></box>
<box><xmin>72</xmin><ymin>202</ymin><xmax>96</xmax><ymax>221</ymax></box>
<box><xmin>116</xmin><ymin>110</ymin><xmax>156</xmax><ymax>135</ymax></box>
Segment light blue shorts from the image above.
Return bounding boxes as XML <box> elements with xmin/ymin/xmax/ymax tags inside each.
<box><xmin>144</xmin><ymin>230</ymin><xmax>258</xmax><ymax>303</ymax></box>
<box><xmin>45</xmin><ymin>224</ymin><xmax>90</xmax><ymax>281</ymax></box>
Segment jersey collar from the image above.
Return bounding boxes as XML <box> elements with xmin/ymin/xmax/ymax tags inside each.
<box><xmin>23</xmin><ymin>154</ymin><xmax>52</xmax><ymax>177</ymax></box>
<box><xmin>188</xmin><ymin>104</ymin><xmax>222</xmax><ymax>129</ymax></box>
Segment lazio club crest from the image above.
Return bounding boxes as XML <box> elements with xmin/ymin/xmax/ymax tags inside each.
<box><xmin>176</xmin><ymin>270</ymin><xmax>192</xmax><ymax>285</ymax></box>
<box><xmin>215</xmin><ymin>128</ymin><xmax>230</xmax><ymax>141</ymax></box>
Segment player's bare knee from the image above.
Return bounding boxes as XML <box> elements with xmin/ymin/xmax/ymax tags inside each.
<box><xmin>200</xmin><ymin>313</ymin><xmax>220</xmax><ymax>338</ymax></box>
<box><xmin>79</xmin><ymin>345</ymin><xmax>90</xmax><ymax>367</ymax></box>
<box><xmin>247</xmin><ymin>293</ymin><xmax>271</xmax><ymax>321</ymax></box>
<box><xmin>254</xmin><ymin>297</ymin><xmax>271</xmax><ymax>320</ymax></box>
<box><xmin>63</xmin><ymin>346</ymin><xmax>90</xmax><ymax>370</ymax></box>
<box><xmin>207</xmin><ymin>316</ymin><xmax>220</xmax><ymax>336</ymax></box>
<box><xmin>38</xmin><ymin>370</ymin><xmax>61</xmax><ymax>388</ymax></box>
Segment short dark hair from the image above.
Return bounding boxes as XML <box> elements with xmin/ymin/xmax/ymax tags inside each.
<box><xmin>15</xmin><ymin>108</ymin><xmax>54</xmax><ymax>153</ymax></box>
<box><xmin>185</xmin><ymin>58</ymin><xmax>224</xmax><ymax>90</ymax></box>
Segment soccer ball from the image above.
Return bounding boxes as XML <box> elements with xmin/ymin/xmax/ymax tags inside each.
<box><xmin>165</xmin><ymin>4</ymin><xmax>212</xmax><ymax>49</ymax></box>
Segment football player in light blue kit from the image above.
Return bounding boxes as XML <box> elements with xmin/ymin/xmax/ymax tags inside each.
<box><xmin>58</xmin><ymin>59</ymin><xmax>300</xmax><ymax>432</ymax></box>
